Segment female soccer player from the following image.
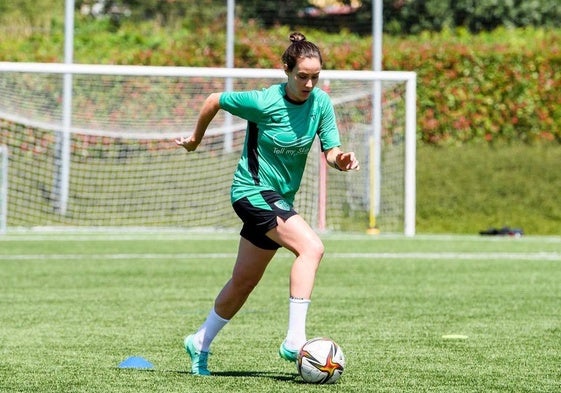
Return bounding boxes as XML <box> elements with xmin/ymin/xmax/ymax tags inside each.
<box><xmin>175</xmin><ymin>32</ymin><xmax>359</xmax><ymax>376</ymax></box>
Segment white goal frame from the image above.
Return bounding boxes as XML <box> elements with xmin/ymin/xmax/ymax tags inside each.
<box><xmin>0</xmin><ymin>62</ymin><xmax>416</xmax><ymax>236</ymax></box>
<box><xmin>0</xmin><ymin>145</ymin><xmax>7</xmax><ymax>234</ymax></box>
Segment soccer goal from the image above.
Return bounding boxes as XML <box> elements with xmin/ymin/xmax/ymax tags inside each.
<box><xmin>0</xmin><ymin>62</ymin><xmax>416</xmax><ymax>235</ymax></box>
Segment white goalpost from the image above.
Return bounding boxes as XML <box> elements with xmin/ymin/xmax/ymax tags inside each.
<box><xmin>0</xmin><ymin>62</ymin><xmax>416</xmax><ymax>235</ymax></box>
<box><xmin>0</xmin><ymin>145</ymin><xmax>7</xmax><ymax>234</ymax></box>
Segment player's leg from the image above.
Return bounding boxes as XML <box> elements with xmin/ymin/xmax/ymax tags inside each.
<box><xmin>268</xmin><ymin>214</ymin><xmax>324</xmax><ymax>299</ymax></box>
<box><xmin>266</xmin><ymin>214</ymin><xmax>325</xmax><ymax>360</ymax></box>
<box><xmin>214</xmin><ymin>237</ymin><xmax>277</xmax><ymax>319</ymax></box>
<box><xmin>185</xmin><ymin>237</ymin><xmax>276</xmax><ymax>375</ymax></box>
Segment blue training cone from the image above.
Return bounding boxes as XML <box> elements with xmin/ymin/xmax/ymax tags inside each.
<box><xmin>118</xmin><ymin>356</ymin><xmax>154</xmax><ymax>370</ymax></box>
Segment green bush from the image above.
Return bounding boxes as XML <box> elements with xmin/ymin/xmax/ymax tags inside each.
<box><xmin>385</xmin><ymin>27</ymin><xmax>561</xmax><ymax>144</ymax></box>
<box><xmin>0</xmin><ymin>19</ymin><xmax>560</xmax><ymax>145</ymax></box>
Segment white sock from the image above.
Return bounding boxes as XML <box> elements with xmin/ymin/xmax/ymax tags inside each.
<box><xmin>284</xmin><ymin>297</ymin><xmax>311</xmax><ymax>350</ymax></box>
<box><xmin>193</xmin><ymin>308</ymin><xmax>230</xmax><ymax>352</ymax></box>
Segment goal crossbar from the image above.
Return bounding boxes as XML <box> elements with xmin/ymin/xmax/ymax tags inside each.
<box><xmin>0</xmin><ymin>62</ymin><xmax>415</xmax><ymax>81</ymax></box>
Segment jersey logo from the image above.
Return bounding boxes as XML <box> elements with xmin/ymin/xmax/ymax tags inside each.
<box><xmin>274</xmin><ymin>200</ymin><xmax>291</xmax><ymax>211</ymax></box>
<box><xmin>272</xmin><ymin>131</ymin><xmax>314</xmax><ymax>148</ymax></box>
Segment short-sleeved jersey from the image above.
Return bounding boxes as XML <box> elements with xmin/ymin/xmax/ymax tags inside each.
<box><xmin>220</xmin><ymin>83</ymin><xmax>341</xmax><ymax>206</ymax></box>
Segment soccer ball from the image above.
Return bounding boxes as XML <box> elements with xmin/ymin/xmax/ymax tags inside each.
<box><xmin>297</xmin><ymin>337</ymin><xmax>345</xmax><ymax>384</ymax></box>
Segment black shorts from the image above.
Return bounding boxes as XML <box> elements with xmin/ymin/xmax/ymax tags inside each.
<box><xmin>232</xmin><ymin>190</ymin><xmax>298</xmax><ymax>250</ymax></box>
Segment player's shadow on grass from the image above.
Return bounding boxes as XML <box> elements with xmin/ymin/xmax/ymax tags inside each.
<box><xmin>211</xmin><ymin>370</ymin><xmax>297</xmax><ymax>381</ymax></box>
<box><xmin>131</xmin><ymin>369</ymin><xmax>298</xmax><ymax>382</ymax></box>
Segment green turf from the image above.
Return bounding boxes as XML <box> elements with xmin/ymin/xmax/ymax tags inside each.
<box><xmin>416</xmin><ymin>143</ymin><xmax>561</xmax><ymax>235</ymax></box>
<box><xmin>1</xmin><ymin>232</ymin><xmax>560</xmax><ymax>392</ymax></box>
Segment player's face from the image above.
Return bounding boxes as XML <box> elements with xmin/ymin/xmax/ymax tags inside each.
<box><xmin>284</xmin><ymin>57</ymin><xmax>322</xmax><ymax>103</ymax></box>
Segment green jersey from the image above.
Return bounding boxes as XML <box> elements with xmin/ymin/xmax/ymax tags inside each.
<box><xmin>220</xmin><ymin>83</ymin><xmax>341</xmax><ymax>206</ymax></box>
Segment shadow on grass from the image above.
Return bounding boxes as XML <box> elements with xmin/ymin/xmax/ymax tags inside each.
<box><xmin>211</xmin><ymin>370</ymin><xmax>297</xmax><ymax>381</ymax></box>
<box><xmin>118</xmin><ymin>368</ymin><xmax>298</xmax><ymax>382</ymax></box>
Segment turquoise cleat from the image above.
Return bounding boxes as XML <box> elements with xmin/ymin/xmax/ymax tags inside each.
<box><xmin>278</xmin><ymin>341</ymin><xmax>298</xmax><ymax>363</ymax></box>
<box><xmin>184</xmin><ymin>335</ymin><xmax>211</xmax><ymax>376</ymax></box>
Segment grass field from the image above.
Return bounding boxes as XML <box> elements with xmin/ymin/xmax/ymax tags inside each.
<box><xmin>1</xmin><ymin>231</ymin><xmax>560</xmax><ymax>393</ymax></box>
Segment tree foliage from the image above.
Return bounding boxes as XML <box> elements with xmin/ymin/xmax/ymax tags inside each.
<box><xmin>381</xmin><ymin>0</ymin><xmax>561</xmax><ymax>34</ymax></box>
<box><xmin>0</xmin><ymin>0</ymin><xmax>63</xmax><ymax>32</ymax></box>
<box><xmin>4</xmin><ymin>0</ymin><xmax>559</xmax><ymax>36</ymax></box>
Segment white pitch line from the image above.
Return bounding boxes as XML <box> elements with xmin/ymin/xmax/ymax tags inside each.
<box><xmin>1</xmin><ymin>252</ymin><xmax>560</xmax><ymax>261</ymax></box>
<box><xmin>335</xmin><ymin>252</ymin><xmax>561</xmax><ymax>261</ymax></box>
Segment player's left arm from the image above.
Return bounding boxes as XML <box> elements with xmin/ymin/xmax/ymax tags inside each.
<box><xmin>324</xmin><ymin>147</ymin><xmax>360</xmax><ymax>172</ymax></box>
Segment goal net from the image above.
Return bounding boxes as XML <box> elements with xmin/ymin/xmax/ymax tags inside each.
<box><xmin>0</xmin><ymin>63</ymin><xmax>416</xmax><ymax>234</ymax></box>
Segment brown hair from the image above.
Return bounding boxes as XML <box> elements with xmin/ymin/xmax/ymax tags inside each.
<box><xmin>281</xmin><ymin>32</ymin><xmax>323</xmax><ymax>72</ymax></box>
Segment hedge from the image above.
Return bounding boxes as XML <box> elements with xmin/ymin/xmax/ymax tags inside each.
<box><xmin>385</xmin><ymin>28</ymin><xmax>561</xmax><ymax>144</ymax></box>
<box><xmin>1</xmin><ymin>20</ymin><xmax>560</xmax><ymax>145</ymax></box>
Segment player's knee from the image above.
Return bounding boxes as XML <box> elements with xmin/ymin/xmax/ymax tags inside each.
<box><xmin>231</xmin><ymin>276</ymin><xmax>260</xmax><ymax>296</ymax></box>
<box><xmin>305</xmin><ymin>237</ymin><xmax>324</xmax><ymax>261</ymax></box>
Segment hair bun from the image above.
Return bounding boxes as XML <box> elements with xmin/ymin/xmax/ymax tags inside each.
<box><xmin>289</xmin><ymin>32</ymin><xmax>306</xmax><ymax>43</ymax></box>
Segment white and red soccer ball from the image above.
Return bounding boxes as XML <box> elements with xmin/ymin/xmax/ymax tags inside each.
<box><xmin>297</xmin><ymin>337</ymin><xmax>345</xmax><ymax>384</ymax></box>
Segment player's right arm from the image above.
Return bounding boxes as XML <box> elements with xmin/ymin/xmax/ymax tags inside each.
<box><xmin>175</xmin><ymin>92</ymin><xmax>222</xmax><ymax>152</ymax></box>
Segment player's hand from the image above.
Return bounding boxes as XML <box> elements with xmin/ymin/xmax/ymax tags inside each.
<box><xmin>336</xmin><ymin>152</ymin><xmax>360</xmax><ymax>171</ymax></box>
<box><xmin>175</xmin><ymin>135</ymin><xmax>199</xmax><ymax>152</ymax></box>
